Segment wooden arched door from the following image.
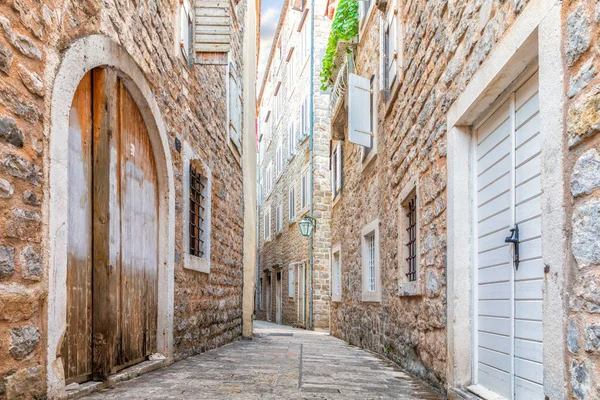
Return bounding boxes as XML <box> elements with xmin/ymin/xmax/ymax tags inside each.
<box><xmin>62</xmin><ymin>67</ymin><xmax>159</xmax><ymax>383</ymax></box>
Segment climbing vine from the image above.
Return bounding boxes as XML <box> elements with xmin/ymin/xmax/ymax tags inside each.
<box><xmin>320</xmin><ymin>0</ymin><xmax>359</xmax><ymax>90</ymax></box>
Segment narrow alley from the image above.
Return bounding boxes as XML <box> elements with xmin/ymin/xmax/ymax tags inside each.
<box><xmin>82</xmin><ymin>322</ymin><xmax>442</xmax><ymax>399</ymax></box>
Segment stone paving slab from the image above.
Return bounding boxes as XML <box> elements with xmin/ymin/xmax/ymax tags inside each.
<box><xmin>84</xmin><ymin>321</ymin><xmax>444</xmax><ymax>399</ymax></box>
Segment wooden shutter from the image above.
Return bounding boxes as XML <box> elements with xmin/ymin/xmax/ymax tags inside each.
<box><xmin>228</xmin><ymin>64</ymin><xmax>242</xmax><ymax>155</ymax></box>
<box><xmin>387</xmin><ymin>6</ymin><xmax>398</xmax><ymax>89</ymax></box>
<box><xmin>195</xmin><ymin>0</ymin><xmax>231</xmax><ymax>64</ymax></box>
<box><xmin>348</xmin><ymin>73</ymin><xmax>372</xmax><ymax>147</ymax></box>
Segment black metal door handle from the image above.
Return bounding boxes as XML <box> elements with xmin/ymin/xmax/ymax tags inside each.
<box><xmin>505</xmin><ymin>224</ymin><xmax>519</xmax><ymax>270</ymax></box>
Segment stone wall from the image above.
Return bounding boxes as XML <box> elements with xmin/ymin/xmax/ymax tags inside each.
<box><xmin>257</xmin><ymin>0</ymin><xmax>332</xmax><ymax>330</ymax></box>
<box><xmin>329</xmin><ymin>0</ymin><xmax>534</xmax><ymax>391</ymax></box>
<box><xmin>0</xmin><ymin>0</ymin><xmax>246</xmax><ymax>397</ymax></box>
<box><xmin>564</xmin><ymin>0</ymin><xmax>600</xmax><ymax>398</ymax></box>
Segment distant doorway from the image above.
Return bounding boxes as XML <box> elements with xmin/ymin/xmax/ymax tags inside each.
<box><xmin>276</xmin><ymin>272</ymin><xmax>282</xmax><ymax>324</ymax></box>
<box><xmin>297</xmin><ymin>264</ymin><xmax>306</xmax><ymax>326</ymax></box>
<box><xmin>266</xmin><ymin>275</ymin><xmax>272</xmax><ymax>322</ymax></box>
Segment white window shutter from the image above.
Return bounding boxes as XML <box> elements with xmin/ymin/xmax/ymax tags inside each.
<box><xmin>228</xmin><ymin>66</ymin><xmax>242</xmax><ymax>154</ymax></box>
<box><xmin>195</xmin><ymin>0</ymin><xmax>231</xmax><ymax>61</ymax></box>
<box><xmin>180</xmin><ymin>1</ymin><xmax>192</xmax><ymax>59</ymax></box>
<box><xmin>387</xmin><ymin>8</ymin><xmax>398</xmax><ymax>89</ymax></box>
<box><xmin>288</xmin><ymin>266</ymin><xmax>294</xmax><ymax>297</ymax></box>
<box><xmin>336</xmin><ymin>143</ymin><xmax>342</xmax><ymax>191</ymax></box>
<box><xmin>348</xmin><ymin>73</ymin><xmax>372</xmax><ymax>147</ymax></box>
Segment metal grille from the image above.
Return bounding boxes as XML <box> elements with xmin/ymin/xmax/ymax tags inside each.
<box><xmin>189</xmin><ymin>165</ymin><xmax>206</xmax><ymax>258</ymax></box>
<box><xmin>367</xmin><ymin>232</ymin><xmax>376</xmax><ymax>292</ymax></box>
<box><xmin>405</xmin><ymin>196</ymin><xmax>417</xmax><ymax>282</ymax></box>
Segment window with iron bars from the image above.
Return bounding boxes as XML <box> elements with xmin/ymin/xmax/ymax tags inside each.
<box><xmin>189</xmin><ymin>165</ymin><xmax>207</xmax><ymax>258</ymax></box>
<box><xmin>405</xmin><ymin>194</ymin><xmax>417</xmax><ymax>282</ymax></box>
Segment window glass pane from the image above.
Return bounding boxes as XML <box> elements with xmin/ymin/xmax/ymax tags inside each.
<box><xmin>366</xmin><ymin>232</ymin><xmax>376</xmax><ymax>292</ymax></box>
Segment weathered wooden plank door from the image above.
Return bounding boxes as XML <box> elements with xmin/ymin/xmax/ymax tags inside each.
<box><xmin>63</xmin><ymin>70</ymin><xmax>94</xmax><ymax>383</ymax></box>
<box><xmin>115</xmin><ymin>79</ymin><xmax>158</xmax><ymax>371</ymax></box>
<box><xmin>63</xmin><ymin>67</ymin><xmax>158</xmax><ymax>383</ymax></box>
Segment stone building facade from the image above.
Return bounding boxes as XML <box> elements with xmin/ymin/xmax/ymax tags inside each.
<box><xmin>256</xmin><ymin>0</ymin><xmax>332</xmax><ymax>330</ymax></box>
<box><xmin>325</xmin><ymin>0</ymin><xmax>598</xmax><ymax>398</ymax></box>
<box><xmin>0</xmin><ymin>0</ymin><xmax>256</xmax><ymax>398</ymax></box>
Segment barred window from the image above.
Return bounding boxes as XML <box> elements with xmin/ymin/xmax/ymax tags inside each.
<box><xmin>189</xmin><ymin>164</ymin><xmax>208</xmax><ymax>257</ymax></box>
<box><xmin>405</xmin><ymin>194</ymin><xmax>417</xmax><ymax>282</ymax></box>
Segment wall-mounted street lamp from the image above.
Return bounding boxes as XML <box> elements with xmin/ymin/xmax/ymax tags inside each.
<box><xmin>298</xmin><ymin>215</ymin><xmax>317</xmax><ymax>237</ymax></box>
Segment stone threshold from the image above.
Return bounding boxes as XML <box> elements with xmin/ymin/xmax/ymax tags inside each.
<box><xmin>66</xmin><ymin>359</ymin><xmax>169</xmax><ymax>399</ymax></box>
<box><xmin>449</xmin><ymin>387</ymin><xmax>485</xmax><ymax>400</ymax></box>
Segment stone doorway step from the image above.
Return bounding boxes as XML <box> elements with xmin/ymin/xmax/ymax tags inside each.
<box><xmin>66</xmin><ymin>359</ymin><xmax>168</xmax><ymax>399</ymax></box>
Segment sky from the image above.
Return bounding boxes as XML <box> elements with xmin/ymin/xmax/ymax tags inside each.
<box><xmin>258</xmin><ymin>0</ymin><xmax>284</xmax><ymax>90</ymax></box>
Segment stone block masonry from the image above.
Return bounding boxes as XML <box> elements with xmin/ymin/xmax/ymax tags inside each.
<box><xmin>565</xmin><ymin>1</ymin><xmax>600</xmax><ymax>398</ymax></box>
<box><xmin>0</xmin><ymin>0</ymin><xmax>248</xmax><ymax>398</ymax></box>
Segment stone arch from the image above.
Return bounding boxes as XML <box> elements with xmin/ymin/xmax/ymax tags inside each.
<box><xmin>46</xmin><ymin>35</ymin><xmax>175</xmax><ymax>396</ymax></box>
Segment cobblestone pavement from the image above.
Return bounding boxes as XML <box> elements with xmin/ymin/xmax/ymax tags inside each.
<box><xmin>84</xmin><ymin>321</ymin><xmax>444</xmax><ymax>399</ymax></box>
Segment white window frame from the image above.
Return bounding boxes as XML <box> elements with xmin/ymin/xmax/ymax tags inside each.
<box><xmin>264</xmin><ymin>206</ymin><xmax>272</xmax><ymax>241</ymax></box>
<box><xmin>358</xmin><ymin>0</ymin><xmax>376</xmax><ymax>39</ymax></box>
<box><xmin>331</xmin><ymin>243</ymin><xmax>342</xmax><ymax>302</ymax></box>
<box><xmin>288</xmin><ymin>186</ymin><xmax>296</xmax><ymax>222</ymax></box>
<box><xmin>361</xmin><ymin>218</ymin><xmax>381</xmax><ymax>302</ymax></box>
<box><xmin>275</xmin><ymin>203</ymin><xmax>283</xmax><ymax>235</ymax></box>
<box><xmin>300</xmin><ymin>166</ymin><xmax>309</xmax><ymax>212</ymax></box>
<box><xmin>381</xmin><ymin>0</ymin><xmax>402</xmax><ymax>94</ymax></box>
<box><xmin>398</xmin><ymin>180</ymin><xmax>421</xmax><ymax>296</ymax></box>
<box><xmin>288</xmin><ymin>265</ymin><xmax>295</xmax><ymax>298</ymax></box>
<box><xmin>332</xmin><ymin>141</ymin><xmax>343</xmax><ymax>200</ymax></box>
<box><xmin>182</xmin><ymin>142</ymin><xmax>212</xmax><ymax>274</ymax></box>
<box><xmin>178</xmin><ymin>0</ymin><xmax>193</xmax><ymax>62</ymax></box>
<box><xmin>361</xmin><ymin>74</ymin><xmax>378</xmax><ymax>169</ymax></box>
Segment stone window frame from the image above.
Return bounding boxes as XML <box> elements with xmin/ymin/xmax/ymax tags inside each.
<box><xmin>331</xmin><ymin>243</ymin><xmax>342</xmax><ymax>302</ymax></box>
<box><xmin>361</xmin><ymin>218</ymin><xmax>381</xmax><ymax>303</ymax></box>
<box><xmin>398</xmin><ymin>179</ymin><xmax>422</xmax><ymax>296</ymax></box>
<box><xmin>182</xmin><ymin>141</ymin><xmax>212</xmax><ymax>274</ymax></box>
<box><xmin>361</xmin><ymin>74</ymin><xmax>378</xmax><ymax>170</ymax></box>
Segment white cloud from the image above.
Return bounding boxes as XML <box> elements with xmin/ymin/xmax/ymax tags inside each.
<box><xmin>257</xmin><ymin>6</ymin><xmax>282</xmax><ymax>87</ymax></box>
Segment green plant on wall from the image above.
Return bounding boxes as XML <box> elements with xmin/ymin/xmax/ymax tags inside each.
<box><xmin>320</xmin><ymin>0</ymin><xmax>359</xmax><ymax>90</ymax></box>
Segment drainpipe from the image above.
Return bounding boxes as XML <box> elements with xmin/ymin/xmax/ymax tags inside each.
<box><xmin>308</xmin><ymin>0</ymin><xmax>315</xmax><ymax>330</ymax></box>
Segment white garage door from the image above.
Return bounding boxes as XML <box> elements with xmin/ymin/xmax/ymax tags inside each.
<box><xmin>473</xmin><ymin>70</ymin><xmax>543</xmax><ymax>400</ymax></box>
